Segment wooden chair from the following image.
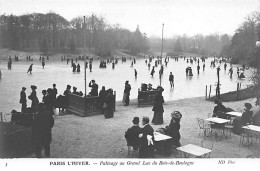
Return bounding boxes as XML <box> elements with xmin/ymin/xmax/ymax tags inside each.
<box><xmin>196</xmin><ymin>118</ymin><xmax>211</xmax><ymax>138</ymax></box>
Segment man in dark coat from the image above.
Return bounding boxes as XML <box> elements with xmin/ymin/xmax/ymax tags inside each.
<box><xmin>42</xmin><ymin>90</ymin><xmax>47</xmax><ymax>103</ymax></box>
<box><xmin>213</xmin><ymin>100</ymin><xmax>227</xmax><ymax>118</ymax></box>
<box><xmin>20</xmin><ymin>87</ymin><xmax>27</xmax><ymax>112</ymax></box>
<box><xmin>125</xmin><ymin>117</ymin><xmax>142</xmax><ymax>150</ymax></box>
<box><xmin>52</xmin><ymin>84</ymin><xmax>57</xmax><ymax>99</ymax></box>
<box><xmin>88</xmin><ymin>80</ymin><xmax>99</xmax><ymax>96</ymax></box>
<box><xmin>32</xmin><ymin>103</ymin><xmax>54</xmax><ymax>158</ymax></box>
<box><xmin>139</xmin><ymin>117</ymin><xmax>154</xmax><ymax>158</ymax></box>
<box><xmin>124</xmin><ymin>81</ymin><xmax>131</xmax><ymax>106</ymax></box>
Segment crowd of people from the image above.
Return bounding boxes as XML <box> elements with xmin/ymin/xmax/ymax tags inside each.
<box><xmin>3</xmin><ymin>53</ymin><xmax>258</xmax><ymax>159</ymax></box>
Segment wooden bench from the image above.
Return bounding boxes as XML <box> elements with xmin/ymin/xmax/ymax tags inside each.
<box><xmin>67</xmin><ymin>92</ymin><xmax>116</xmax><ymax>117</ymax></box>
<box><xmin>138</xmin><ymin>89</ymin><xmax>158</xmax><ymax>107</ymax></box>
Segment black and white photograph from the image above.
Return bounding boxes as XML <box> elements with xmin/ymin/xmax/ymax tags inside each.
<box><xmin>0</xmin><ymin>0</ymin><xmax>260</xmax><ymax>169</ymax></box>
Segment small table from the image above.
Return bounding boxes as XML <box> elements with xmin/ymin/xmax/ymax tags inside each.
<box><xmin>226</xmin><ymin>111</ymin><xmax>242</xmax><ymax>117</ymax></box>
<box><xmin>153</xmin><ymin>132</ymin><xmax>172</xmax><ymax>156</ymax></box>
<box><xmin>177</xmin><ymin>144</ymin><xmax>212</xmax><ymax>158</ymax></box>
<box><xmin>205</xmin><ymin>117</ymin><xmax>230</xmax><ymax>124</ymax></box>
<box><xmin>154</xmin><ymin>132</ymin><xmax>172</xmax><ymax>141</ymax></box>
<box><xmin>242</xmin><ymin>125</ymin><xmax>260</xmax><ymax>132</ymax></box>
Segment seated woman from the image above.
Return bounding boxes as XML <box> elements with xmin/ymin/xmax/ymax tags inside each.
<box><xmin>241</xmin><ymin>103</ymin><xmax>253</xmax><ymax>126</ymax></box>
<box><xmin>212</xmin><ymin>100</ymin><xmax>227</xmax><ymax>119</ymax></box>
<box><xmin>165</xmin><ymin>111</ymin><xmax>182</xmax><ymax>147</ymax></box>
<box><xmin>232</xmin><ymin>103</ymin><xmax>253</xmax><ymax>135</ymax></box>
<box><xmin>155</xmin><ymin>111</ymin><xmax>182</xmax><ymax>156</ymax></box>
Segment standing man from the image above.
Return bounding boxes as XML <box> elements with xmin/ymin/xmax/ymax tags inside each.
<box><xmin>32</xmin><ymin>103</ymin><xmax>54</xmax><ymax>158</ymax></box>
<box><xmin>197</xmin><ymin>64</ymin><xmax>200</xmax><ymax>74</ymax></box>
<box><xmin>20</xmin><ymin>87</ymin><xmax>27</xmax><ymax>112</ymax></box>
<box><xmin>134</xmin><ymin>69</ymin><xmax>137</xmax><ymax>79</ymax></box>
<box><xmin>89</xmin><ymin>62</ymin><xmax>92</xmax><ymax>72</ymax></box>
<box><xmin>52</xmin><ymin>84</ymin><xmax>58</xmax><ymax>103</ymax></box>
<box><xmin>42</xmin><ymin>57</ymin><xmax>45</xmax><ymax>69</ymax></box>
<box><xmin>169</xmin><ymin>72</ymin><xmax>174</xmax><ymax>88</ymax></box>
<box><xmin>139</xmin><ymin>117</ymin><xmax>154</xmax><ymax>158</ymax></box>
<box><xmin>224</xmin><ymin>63</ymin><xmax>227</xmax><ymax>70</ymax></box>
<box><xmin>123</xmin><ymin>81</ymin><xmax>131</xmax><ymax>106</ymax></box>
<box><xmin>125</xmin><ymin>117</ymin><xmax>142</xmax><ymax>153</ymax></box>
<box><xmin>88</xmin><ymin>80</ymin><xmax>99</xmax><ymax>96</ymax></box>
<box><xmin>203</xmin><ymin>63</ymin><xmax>205</xmax><ymax>71</ymax></box>
<box><xmin>229</xmin><ymin>67</ymin><xmax>233</xmax><ymax>78</ymax></box>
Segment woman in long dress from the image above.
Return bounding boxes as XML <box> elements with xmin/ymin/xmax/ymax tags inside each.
<box><xmin>28</xmin><ymin>85</ymin><xmax>39</xmax><ymax>113</ymax></box>
<box><xmin>104</xmin><ymin>89</ymin><xmax>114</xmax><ymax>119</ymax></box>
<box><xmin>152</xmin><ymin>87</ymin><xmax>164</xmax><ymax>125</ymax></box>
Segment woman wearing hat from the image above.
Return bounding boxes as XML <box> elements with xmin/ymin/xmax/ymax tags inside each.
<box><xmin>233</xmin><ymin>103</ymin><xmax>253</xmax><ymax>135</ymax></box>
<box><xmin>241</xmin><ymin>103</ymin><xmax>253</xmax><ymax>126</ymax></box>
<box><xmin>152</xmin><ymin>86</ymin><xmax>164</xmax><ymax>125</ymax></box>
<box><xmin>165</xmin><ymin>111</ymin><xmax>182</xmax><ymax>147</ymax></box>
<box><xmin>28</xmin><ymin>85</ymin><xmax>39</xmax><ymax>113</ymax></box>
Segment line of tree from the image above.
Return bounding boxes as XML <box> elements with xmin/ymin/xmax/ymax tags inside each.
<box><xmin>0</xmin><ymin>12</ymin><xmax>149</xmax><ymax>57</ymax></box>
<box><xmin>149</xmin><ymin>33</ymin><xmax>231</xmax><ymax>57</ymax></box>
<box><xmin>221</xmin><ymin>11</ymin><xmax>260</xmax><ymax>67</ymax></box>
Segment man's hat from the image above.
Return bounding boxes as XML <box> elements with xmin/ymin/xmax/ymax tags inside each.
<box><xmin>22</xmin><ymin>87</ymin><xmax>26</xmax><ymax>90</ymax></box>
<box><xmin>132</xmin><ymin>117</ymin><xmax>139</xmax><ymax>124</ymax></box>
<box><xmin>67</xmin><ymin>85</ymin><xmax>71</xmax><ymax>88</ymax></box>
<box><xmin>42</xmin><ymin>90</ymin><xmax>46</xmax><ymax>94</ymax></box>
<box><xmin>125</xmin><ymin>80</ymin><xmax>129</xmax><ymax>84</ymax></box>
<box><xmin>31</xmin><ymin>85</ymin><xmax>37</xmax><ymax>89</ymax></box>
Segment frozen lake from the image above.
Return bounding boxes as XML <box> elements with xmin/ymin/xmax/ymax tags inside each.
<box><xmin>0</xmin><ymin>57</ymin><xmax>254</xmax><ymax>116</ymax></box>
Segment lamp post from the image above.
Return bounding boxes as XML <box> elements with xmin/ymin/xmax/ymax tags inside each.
<box><xmin>255</xmin><ymin>40</ymin><xmax>260</xmax><ymax>106</ymax></box>
<box><xmin>216</xmin><ymin>66</ymin><xmax>221</xmax><ymax>98</ymax></box>
<box><xmin>159</xmin><ymin>23</ymin><xmax>164</xmax><ymax>87</ymax></box>
<box><xmin>84</xmin><ymin>16</ymin><xmax>87</xmax><ymax>97</ymax></box>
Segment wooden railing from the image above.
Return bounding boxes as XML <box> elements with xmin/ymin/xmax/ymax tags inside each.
<box><xmin>67</xmin><ymin>91</ymin><xmax>116</xmax><ymax>117</ymax></box>
<box><xmin>138</xmin><ymin>89</ymin><xmax>158</xmax><ymax>107</ymax></box>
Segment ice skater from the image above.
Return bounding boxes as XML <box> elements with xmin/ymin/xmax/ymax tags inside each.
<box><xmin>27</xmin><ymin>64</ymin><xmax>33</xmax><ymax>74</ymax></box>
<box><xmin>134</xmin><ymin>69</ymin><xmax>137</xmax><ymax>79</ymax></box>
<box><xmin>169</xmin><ymin>72</ymin><xmax>174</xmax><ymax>88</ymax></box>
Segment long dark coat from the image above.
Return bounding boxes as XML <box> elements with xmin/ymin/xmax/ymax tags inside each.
<box><xmin>28</xmin><ymin>90</ymin><xmax>39</xmax><ymax>112</ymax></box>
<box><xmin>32</xmin><ymin>111</ymin><xmax>54</xmax><ymax>145</ymax></box>
<box><xmin>139</xmin><ymin>124</ymin><xmax>154</xmax><ymax>158</ymax></box>
<box><xmin>20</xmin><ymin>91</ymin><xmax>27</xmax><ymax>104</ymax></box>
<box><xmin>152</xmin><ymin>93</ymin><xmax>164</xmax><ymax>113</ymax></box>
<box><xmin>165</xmin><ymin>119</ymin><xmax>181</xmax><ymax>147</ymax></box>
<box><xmin>104</xmin><ymin>93</ymin><xmax>114</xmax><ymax>118</ymax></box>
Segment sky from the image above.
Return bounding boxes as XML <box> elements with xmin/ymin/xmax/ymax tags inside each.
<box><xmin>0</xmin><ymin>0</ymin><xmax>259</xmax><ymax>38</ymax></box>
